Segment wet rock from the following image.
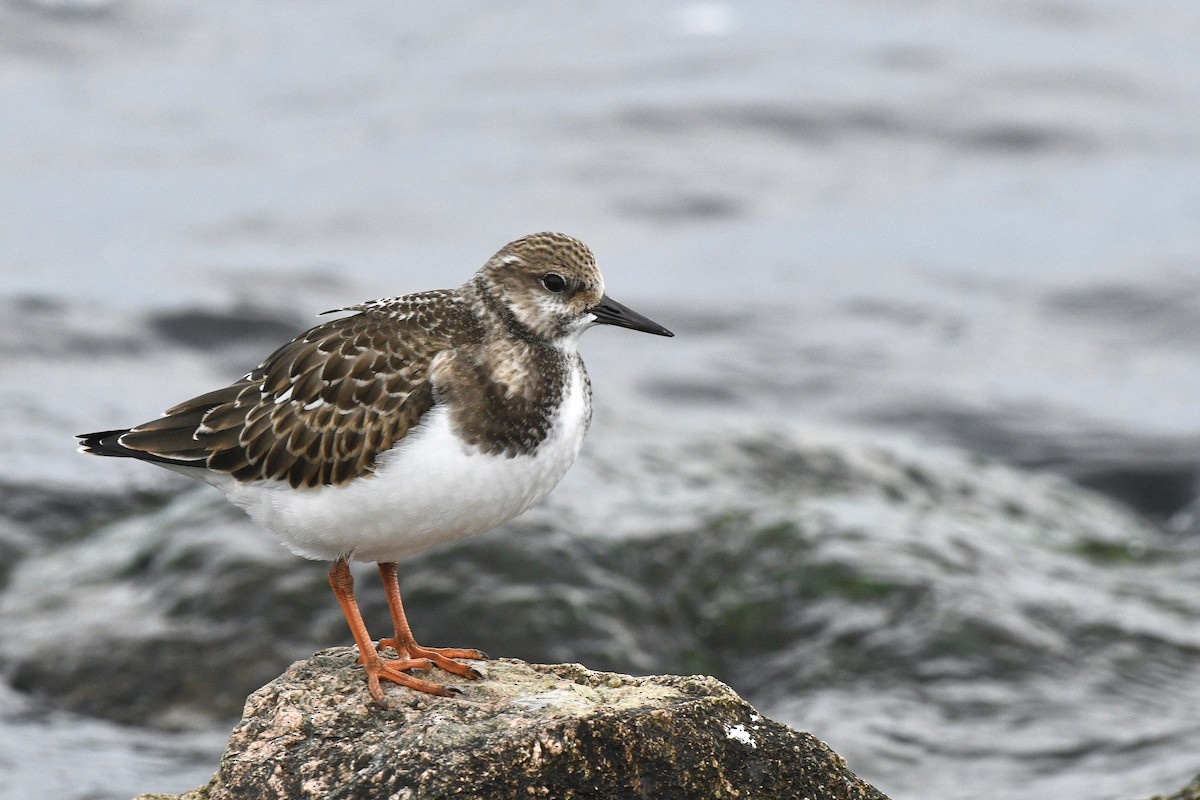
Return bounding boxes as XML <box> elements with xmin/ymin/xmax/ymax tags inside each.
<box><xmin>135</xmin><ymin>649</ymin><xmax>887</xmax><ymax>800</ymax></box>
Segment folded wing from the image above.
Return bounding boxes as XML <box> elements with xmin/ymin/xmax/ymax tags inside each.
<box><xmin>79</xmin><ymin>298</ymin><xmax>473</xmax><ymax>488</ymax></box>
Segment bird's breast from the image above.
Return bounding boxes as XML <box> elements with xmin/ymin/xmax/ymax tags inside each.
<box><xmin>434</xmin><ymin>338</ymin><xmax>586</xmax><ymax>458</ymax></box>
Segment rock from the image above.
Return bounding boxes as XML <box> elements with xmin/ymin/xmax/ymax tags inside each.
<box><xmin>1142</xmin><ymin>775</ymin><xmax>1200</xmax><ymax>800</ymax></box>
<box><xmin>139</xmin><ymin>648</ymin><xmax>887</xmax><ymax>800</ymax></box>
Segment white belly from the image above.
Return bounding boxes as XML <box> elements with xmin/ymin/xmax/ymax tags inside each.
<box><xmin>220</xmin><ymin>367</ymin><xmax>591</xmax><ymax>563</ymax></box>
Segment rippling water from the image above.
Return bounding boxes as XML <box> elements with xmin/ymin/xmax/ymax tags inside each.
<box><xmin>1</xmin><ymin>2</ymin><xmax>1198</xmax><ymax>799</ymax></box>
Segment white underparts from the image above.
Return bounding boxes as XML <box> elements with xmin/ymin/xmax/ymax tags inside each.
<box><xmin>217</xmin><ymin>363</ymin><xmax>592</xmax><ymax>563</ymax></box>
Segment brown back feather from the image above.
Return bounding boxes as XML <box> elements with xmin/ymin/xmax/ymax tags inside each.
<box><xmin>119</xmin><ymin>295</ymin><xmax>476</xmax><ymax>488</ymax></box>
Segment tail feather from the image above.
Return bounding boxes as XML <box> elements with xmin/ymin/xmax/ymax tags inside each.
<box><xmin>77</xmin><ymin>429</ymin><xmax>135</xmax><ymax>458</ymax></box>
<box><xmin>77</xmin><ymin>429</ymin><xmax>208</xmax><ymax>469</ymax></box>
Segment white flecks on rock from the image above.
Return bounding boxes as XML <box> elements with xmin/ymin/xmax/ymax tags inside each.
<box><xmin>724</xmin><ymin>723</ymin><xmax>757</xmax><ymax>748</ymax></box>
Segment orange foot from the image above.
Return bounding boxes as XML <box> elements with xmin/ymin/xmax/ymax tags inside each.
<box><xmin>359</xmin><ymin>651</ymin><xmax>457</xmax><ymax>702</ymax></box>
<box><xmin>328</xmin><ymin>558</ymin><xmax>481</xmax><ymax>705</ymax></box>
<box><xmin>378</xmin><ymin>637</ymin><xmax>486</xmax><ymax>681</ymax></box>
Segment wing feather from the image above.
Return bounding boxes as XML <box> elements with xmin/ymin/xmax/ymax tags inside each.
<box><xmin>105</xmin><ymin>293</ymin><xmax>477</xmax><ymax>488</ymax></box>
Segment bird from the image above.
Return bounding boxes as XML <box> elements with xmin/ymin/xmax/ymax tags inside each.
<box><xmin>78</xmin><ymin>232</ymin><xmax>673</xmax><ymax>706</ymax></box>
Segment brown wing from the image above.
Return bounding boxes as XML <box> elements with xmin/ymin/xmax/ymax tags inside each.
<box><xmin>116</xmin><ymin>295</ymin><xmax>477</xmax><ymax>488</ymax></box>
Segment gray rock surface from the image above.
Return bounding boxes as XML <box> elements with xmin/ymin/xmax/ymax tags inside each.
<box><xmin>137</xmin><ymin>648</ymin><xmax>887</xmax><ymax>800</ymax></box>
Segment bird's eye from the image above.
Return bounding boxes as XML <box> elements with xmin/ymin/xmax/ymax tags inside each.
<box><xmin>541</xmin><ymin>273</ymin><xmax>567</xmax><ymax>293</ymax></box>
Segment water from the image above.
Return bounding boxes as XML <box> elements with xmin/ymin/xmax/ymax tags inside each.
<box><xmin>1</xmin><ymin>1</ymin><xmax>1198</xmax><ymax>798</ymax></box>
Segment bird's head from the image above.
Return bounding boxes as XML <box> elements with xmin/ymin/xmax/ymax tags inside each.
<box><xmin>476</xmin><ymin>232</ymin><xmax>673</xmax><ymax>344</ymax></box>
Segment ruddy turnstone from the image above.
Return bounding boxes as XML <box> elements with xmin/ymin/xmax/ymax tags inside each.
<box><xmin>78</xmin><ymin>232</ymin><xmax>672</xmax><ymax>705</ymax></box>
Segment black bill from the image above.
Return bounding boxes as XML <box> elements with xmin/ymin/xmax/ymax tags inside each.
<box><xmin>590</xmin><ymin>294</ymin><xmax>674</xmax><ymax>337</ymax></box>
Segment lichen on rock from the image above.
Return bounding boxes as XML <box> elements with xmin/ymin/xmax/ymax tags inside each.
<box><xmin>1142</xmin><ymin>775</ymin><xmax>1200</xmax><ymax>800</ymax></box>
<box><xmin>139</xmin><ymin>648</ymin><xmax>887</xmax><ymax>800</ymax></box>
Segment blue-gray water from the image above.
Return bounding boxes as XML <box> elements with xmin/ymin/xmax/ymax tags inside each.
<box><xmin>1</xmin><ymin>2</ymin><xmax>1198</xmax><ymax>799</ymax></box>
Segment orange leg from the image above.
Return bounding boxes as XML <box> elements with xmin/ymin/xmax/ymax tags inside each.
<box><xmin>377</xmin><ymin>561</ymin><xmax>485</xmax><ymax>680</ymax></box>
<box><xmin>327</xmin><ymin>557</ymin><xmax>456</xmax><ymax>703</ymax></box>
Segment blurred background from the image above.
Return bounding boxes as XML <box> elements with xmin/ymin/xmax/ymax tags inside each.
<box><xmin>1</xmin><ymin>2</ymin><xmax>1198</xmax><ymax>799</ymax></box>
